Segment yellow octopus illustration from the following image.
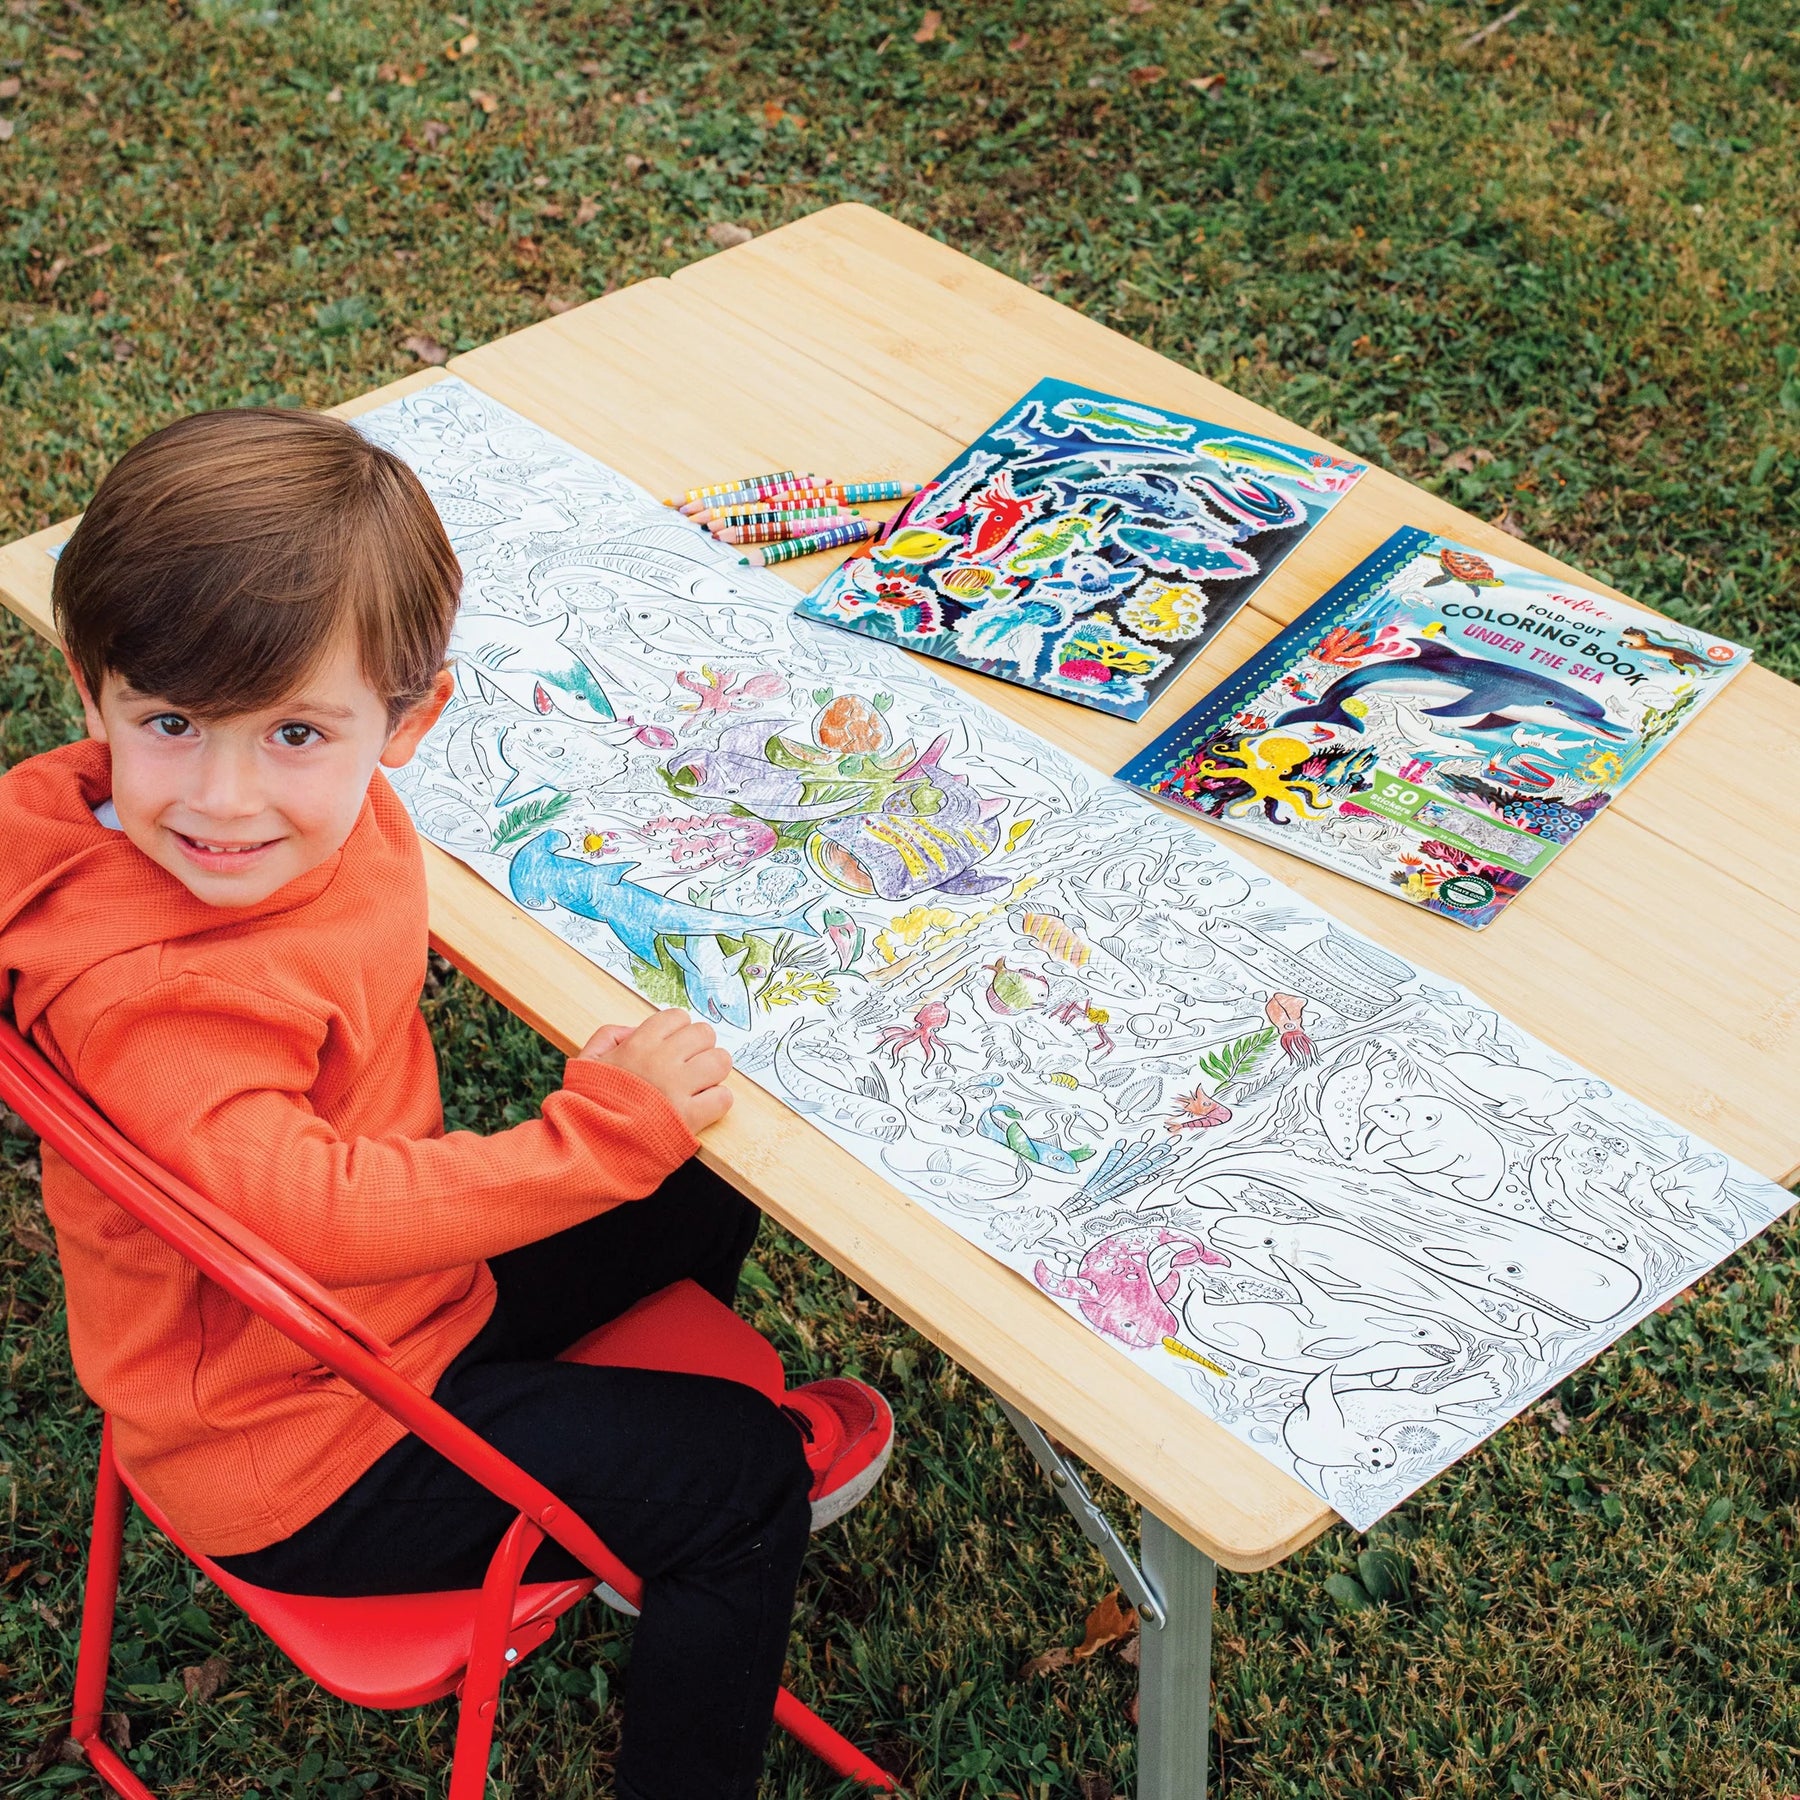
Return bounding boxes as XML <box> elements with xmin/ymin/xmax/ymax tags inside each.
<box><xmin>1191</xmin><ymin>736</ymin><xmax>1335</xmax><ymax>822</ymax></box>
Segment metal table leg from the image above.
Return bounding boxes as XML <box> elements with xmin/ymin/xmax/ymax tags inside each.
<box><xmin>998</xmin><ymin>1402</ymin><xmax>1215</xmax><ymax>1799</ymax></box>
<box><xmin>1138</xmin><ymin>1508</ymin><xmax>1214</xmax><ymax>1800</ymax></box>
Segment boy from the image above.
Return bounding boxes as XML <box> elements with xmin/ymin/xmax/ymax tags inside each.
<box><xmin>0</xmin><ymin>406</ymin><xmax>892</xmax><ymax>1800</ymax></box>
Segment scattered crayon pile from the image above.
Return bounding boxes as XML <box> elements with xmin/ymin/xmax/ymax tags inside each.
<box><xmin>664</xmin><ymin>469</ymin><xmax>921</xmax><ymax>567</ymax></box>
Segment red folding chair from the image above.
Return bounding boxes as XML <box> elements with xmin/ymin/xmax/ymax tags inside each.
<box><xmin>0</xmin><ymin>1016</ymin><xmax>895</xmax><ymax>1798</ymax></box>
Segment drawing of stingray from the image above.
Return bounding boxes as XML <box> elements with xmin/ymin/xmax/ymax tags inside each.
<box><xmin>457</xmin><ymin>611</ymin><xmax>615</xmax><ymax>722</ymax></box>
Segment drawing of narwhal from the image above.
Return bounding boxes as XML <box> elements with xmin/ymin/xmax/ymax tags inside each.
<box><xmin>1276</xmin><ymin>640</ymin><xmax>1629</xmax><ymax>739</ymax></box>
<box><xmin>455</xmin><ymin>611</ymin><xmax>615</xmax><ymax>722</ymax></box>
<box><xmin>509</xmin><ymin>830</ymin><xmax>814</xmax><ymax>1021</ymax></box>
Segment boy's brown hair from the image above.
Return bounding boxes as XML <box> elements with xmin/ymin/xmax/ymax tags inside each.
<box><xmin>54</xmin><ymin>407</ymin><xmax>461</xmax><ymax>724</ymax></box>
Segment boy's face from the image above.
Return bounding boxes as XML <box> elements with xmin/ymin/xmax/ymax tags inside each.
<box><xmin>78</xmin><ymin>636</ymin><xmax>454</xmax><ymax>909</ymax></box>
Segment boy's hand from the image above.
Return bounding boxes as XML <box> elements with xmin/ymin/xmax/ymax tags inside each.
<box><xmin>576</xmin><ymin>1009</ymin><xmax>734</xmax><ymax>1134</ymax></box>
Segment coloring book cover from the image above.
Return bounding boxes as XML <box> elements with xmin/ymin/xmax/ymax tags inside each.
<box><xmin>795</xmin><ymin>379</ymin><xmax>1366</xmax><ymax>722</ymax></box>
<box><xmin>355</xmin><ymin>379</ymin><xmax>1790</xmax><ymax>1531</ymax></box>
<box><xmin>1120</xmin><ymin>529</ymin><xmax>1752</xmax><ymax>929</ymax></box>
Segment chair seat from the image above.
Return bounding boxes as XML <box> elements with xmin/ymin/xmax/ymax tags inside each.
<box><xmin>115</xmin><ymin>1280</ymin><xmax>786</xmax><ymax>1709</ymax></box>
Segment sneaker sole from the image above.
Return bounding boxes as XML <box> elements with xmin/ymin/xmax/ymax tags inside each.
<box><xmin>808</xmin><ymin>1432</ymin><xmax>894</xmax><ymax>1533</ymax></box>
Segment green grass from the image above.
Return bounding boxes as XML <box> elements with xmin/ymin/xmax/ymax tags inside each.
<box><xmin>3</xmin><ymin>1</ymin><xmax>1799</xmax><ymax>1795</ymax></box>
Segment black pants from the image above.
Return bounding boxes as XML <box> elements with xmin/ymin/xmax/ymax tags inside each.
<box><xmin>218</xmin><ymin>1163</ymin><xmax>811</xmax><ymax>1800</ymax></box>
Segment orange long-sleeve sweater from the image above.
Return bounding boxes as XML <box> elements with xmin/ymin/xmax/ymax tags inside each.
<box><xmin>0</xmin><ymin>739</ymin><xmax>698</xmax><ymax>1555</ymax></box>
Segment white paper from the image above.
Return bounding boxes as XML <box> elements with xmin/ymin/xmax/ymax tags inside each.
<box><xmin>356</xmin><ymin>378</ymin><xmax>1793</xmax><ymax>1530</ymax></box>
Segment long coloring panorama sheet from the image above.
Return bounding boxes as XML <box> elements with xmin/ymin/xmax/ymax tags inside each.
<box><xmin>357</xmin><ymin>378</ymin><xmax>1792</xmax><ymax>1531</ymax></box>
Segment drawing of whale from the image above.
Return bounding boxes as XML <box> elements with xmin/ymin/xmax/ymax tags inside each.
<box><xmin>1277</xmin><ymin>640</ymin><xmax>1628</xmax><ymax>739</ymax></box>
<box><xmin>510</xmin><ymin>831</ymin><xmax>816</xmax><ymax>990</ymax></box>
<box><xmin>455</xmin><ymin>611</ymin><xmax>615</xmax><ymax>723</ymax></box>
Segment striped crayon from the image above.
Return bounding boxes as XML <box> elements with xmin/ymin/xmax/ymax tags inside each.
<box><xmin>709</xmin><ymin>510</ymin><xmax>857</xmax><ymax>539</ymax></box>
<box><xmin>839</xmin><ymin>480</ymin><xmax>940</xmax><ymax>561</ymax></box>
<box><xmin>810</xmin><ymin>480</ymin><xmax>922</xmax><ymax>505</ymax></box>
<box><xmin>666</xmin><ymin>470</ymin><xmax>808</xmax><ymax>507</ymax></box>
<box><xmin>717</xmin><ymin>513</ymin><xmax>859</xmax><ymax>545</ymax></box>
<box><xmin>703</xmin><ymin>499</ymin><xmax>854</xmax><ymax>526</ymax></box>
<box><xmin>744</xmin><ymin>518</ymin><xmax>877</xmax><ymax>565</ymax></box>
<box><xmin>676</xmin><ymin>475</ymin><xmax>831</xmax><ymax>511</ymax></box>
<box><xmin>702</xmin><ymin>492</ymin><xmax>857</xmax><ymax>519</ymax></box>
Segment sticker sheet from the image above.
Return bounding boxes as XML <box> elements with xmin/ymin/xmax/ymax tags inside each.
<box><xmin>356</xmin><ymin>379</ymin><xmax>1791</xmax><ymax>1530</ymax></box>
<box><xmin>1120</xmin><ymin>529</ymin><xmax>1753</xmax><ymax>928</ymax></box>
<box><xmin>795</xmin><ymin>379</ymin><xmax>1366</xmax><ymax>721</ymax></box>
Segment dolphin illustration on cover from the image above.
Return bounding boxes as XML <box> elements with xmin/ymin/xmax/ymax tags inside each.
<box><xmin>1118</xmin><ymin>528</ymin><xmax>1751</xmax><ymax>927</ymax></box>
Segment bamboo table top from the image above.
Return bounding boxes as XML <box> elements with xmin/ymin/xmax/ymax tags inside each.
<box><xmin>3</xmin><ymin>204</ymin><xmax>1796</xmax><ymax>1573</ymax></box>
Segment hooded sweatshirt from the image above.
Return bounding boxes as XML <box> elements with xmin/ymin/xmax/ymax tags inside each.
<box><xmin>0</xmin><ymin>738</ymin><xmax>698</xmax><ymax>1555</ymax></box>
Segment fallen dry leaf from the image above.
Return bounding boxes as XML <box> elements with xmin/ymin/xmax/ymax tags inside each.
<box><xmin>1128</xmin><ymin>0</ymin><xmax>1153</xmax><ymax>10</ymax></box>
<box><xmin>913</xmin><ymin>9</ymin><xmax>941</xmax><ymax>43</ymax></box>
<box><xmin>0</xmin><ymin>76</ymin><xmax>20</xmax><ymax>97</ymax></box>
<box><xmin>101</xmin><ymin>1712</ymin><xmax>130</xmax><ymax>1752</ymax></box>
<box><xmin>1073</xmin><ymin>1588</ymin><xmax>1138</xmax><ymax>1661</ymax></box>
<box><xmin>420</xmin><ymin>119</ymin><xmax>450</xmax><ymax>148</ymax></box>
<box><xmin>1017</xmin><ymin>1644</ymin><xmax>1073</xmax><ymax>1680</ymax></box>
<box><xmin>46</xmin><ymin>43</ymin><xmax>83</xmax><ymax>60</ymax></box>
<box><xmin>1007</xmin><ymin>30</ymin><xmax>1030</xmax><ymax>48</ymax></box>
<box><xmin>544</xmin><ymin>293</ymin><xmax>577</xmax><ymax>314</ymax></box>
<box><xmin>469</xmin><ymin>88</ymin><xmax>497</xmax><ymax>114</ymax></box>
<box><xmin>577</xmin><ymin>59</ymin><xmax>603</xmax><ymax>75</ymax></box>
<box><xmin>1441</xmin><ymin>445</ymin><xmax>1496</xmax><ymax>473</ymax></box>
<box><xmin>443</xmin><ymin>29</ymin><xmax>478</xmax><ymax>60</ymax></box>
<box><xmin>575</xmin><ymin>197</ymin><xmax>599</xmax><ymax>225</ymax></box>
<box><xmin>761</xmin><ymin>97</ymin><xmax>785</xmax><ymax>125</ymax></box>
<box><xmin>511</xmin><ymin>235</ymin><xmax>541</xmax><ymax>265</ymax></box>
<box><xmin>181</xmin><ymin>1655</ymin><xmax>230</xmax><ymax>1703</ymax></box>
<box><xmin>5</xmin><ymin>1559</ymin><xmax>31</xmax><ymax>1583</ymax></box>
<box><xmin>1187</xmin><ymin>72</ymin><xmax>1226</xmax><ymax>94</ymax></box>
<box><xmin>707</xmin><ymin>220</ymin><xmax>755</xmax><ymax>249</ymax></box>
<box><xmin>1118</xmin><ymin>1631</ymin><xmax>1141</xmax><ymax>1667</ymax></box>
<box><xmin>1492</xmin><ymin>507</ymin><xmax>1528</xmax><ymax>539</ymax></box>
<box><xmin>12</xmin><ymin>1217</ymin><xmax>53</xmax><ymax>1256</ymax></box>
<box><xmin>1300</xmin><ymin>46</ymin><xmax>1339</xmax><ymax>69</ymax></box>
<box><xmin>0</xmin><ymin>119</ymin><xmax>14</xmax><ymax>143</ymax></box>
<box><xmin>109</xmin><ymin>335</ymin><xmax>134</xmax><ymax>362</ymax></box>
<box><xmin>325</xmin><ymin>85</ymin><xmax>342</xmax><ymax>103</ymax></box>
<box><xmin>1079</xmin><ymin>1776</ymin><xmax>1112</xmax><ymax>1800</ymax></box>
<box><xmin>623</xmin><ymin>152</ymin><xmax>645</xmax><ymax>173</ymax></box>
<box><xmin>1129</xmin><ymin>63</ymin><xmax>1166</xmax><ymax>83</ymax></box>
<box><xmin>400</xmin><ymin>332</ymin><xmax>448</xmax><ymax>365</ymax></box>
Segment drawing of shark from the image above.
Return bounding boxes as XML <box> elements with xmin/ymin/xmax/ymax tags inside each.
<box><xmin>1277</xmin><ymin>640</ymin><xmax>1628</xmax><ymax>739</ymax></box>
<box><xmin>509</xmin><ymin>832</ymin><xmax>816</xmax><ymax>1010</ymax></box>
<box><xmin>456</xmin><ymin>611</ymin><xmax>615</xmax><ymax>723</ymax></box>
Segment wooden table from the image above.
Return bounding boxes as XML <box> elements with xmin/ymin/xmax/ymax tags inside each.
<box><xmin>5</xmin><ymin>203</ymin><xmax>1798</xmax><ymax>1799</ymax></box>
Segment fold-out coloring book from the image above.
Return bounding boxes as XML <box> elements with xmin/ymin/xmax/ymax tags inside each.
<box><xmin>1119</xmin><ymin>528</ymin><xmax>1752</xmax><ymax>928</ymax></box>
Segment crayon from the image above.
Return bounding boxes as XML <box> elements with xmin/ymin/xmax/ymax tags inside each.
<box><xmin>679</xmin><ymin>475</ymin><xmax>832</xmax><ymax>514</ymax></box>
<box><xmin>704</xmin><ymin>502</ymin><xmax>855</xmax><ymax>528</ymax></box>
<box><xmin>702</xmin><ymin>494</ymin><xmax>854</xmax><ymax>521</ymax></box>
<box><xmin>813</xmin><ymin>480</ymin><xmax>922</xmax><ymax>504</ymax></box>
<box><xmin>665</xmin><ymin>470</ymin><xmax>810</xmax><ymax>506</ymax></box>
<box><xmin>744</xmin><ymin>519</ymin><xmax>877</xmax><ymax>565</ymax></box>
<box><xmin>717</xmin><ymin>513</ymin><xmax>859</xmax><ymax>545</ymax></box>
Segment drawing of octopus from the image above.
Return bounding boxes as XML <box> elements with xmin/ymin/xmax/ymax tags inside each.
<box><xmin>872</xmin><ymin>1000</ymin><xmax>953</xmax><ymax>1069</ymax></box>
<box><xmin>1183</xmin><ymin>736</ymin><xmax>1335</xmax><ymax>824</ymax></box>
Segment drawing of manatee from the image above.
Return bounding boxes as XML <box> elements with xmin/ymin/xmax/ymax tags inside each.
<box><xmin>1364</xmin><ymin>1095</ymin><xmax>1507</xmax><ymax>1203</ymax></box>
<box><xmin>772</xmin><ymin>1024</ymin><xmax>906</xmax><ymax>1141</ymax></box>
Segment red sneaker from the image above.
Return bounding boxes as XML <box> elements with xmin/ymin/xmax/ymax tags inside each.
<box><xmin>782</xmin><ymin>1377</ymin><xmax>894</xmax><ymax>1531</ymax></box>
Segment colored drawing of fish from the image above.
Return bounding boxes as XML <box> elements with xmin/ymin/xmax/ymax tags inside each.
<box><xmin>1197</xmin><ymin>436</ymin><xmax>1349</xmax><ymax>491</ymax></box>
<box><xmin>509</xmin><ymin>830</ymin><xmax>816</xmax><ymax>975</ymax></box>
<box><xmin>456</xmin><ymin>611</ymin><xmax>615</xmax><ymax>722</ymax></box>
<box><xmin>1052</xmin><ymin>395</ymin><xmax>1195</xmax><ymax>443</ymax></box>
<box><xmin>977</xmin><ymin>1102</ymin><xmax>1096</xmax><ymax>1174</ymax></box>
<box><xmin>772</xmin><ymin>1023</ymin><xmax>907</xmax><ymax>1140</ymax></box>
<box><xmin>1112</xmin><ymin>524</ymin><xmax>1259</xmax><ymax>581</ymax></box>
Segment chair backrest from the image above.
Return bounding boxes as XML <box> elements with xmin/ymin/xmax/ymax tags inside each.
<box><xmin>0</xmin><ymin>1015</ymin><xmax>643</xmax><ymax>1605</ymax></box>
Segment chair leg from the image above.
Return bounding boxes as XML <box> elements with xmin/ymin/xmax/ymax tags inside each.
<box><xmin>773</xmin><ymin>1687</ymin><xmax>897</xmax><ymax>1791</ymax></box>
<box><xmin>70</xmin><ymin>1419</ymin><xmax>159</xmax><ymax>1799</ymax></box>
<box><xmin>447</xmin><ymin>1513</ymin><xmax>543</xmax><ymax>1800</ymax></box>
